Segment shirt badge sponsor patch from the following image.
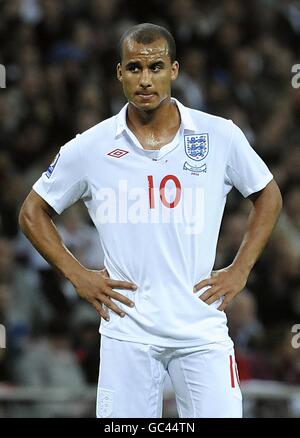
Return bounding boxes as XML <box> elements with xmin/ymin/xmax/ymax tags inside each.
<box><xmin>184</xmin><ymin>133</ymin><xmax>209</xmax><ymax>161</ymax></box>
<box><xmin>183</xmin><ymin>162</ymin><xmax>207</xmax><ymax>174</ymax></box>
<box><xmin>107</xmin><ymin>149</ymin><xmax>129</xmax><ymax>158</ymax></box>
<box><xmin>45</xmin><ymin>153</ymin><xmax>60</xmax><ymax>178</ymax></box>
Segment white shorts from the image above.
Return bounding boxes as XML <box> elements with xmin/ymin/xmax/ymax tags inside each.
<box><xmin>97</xmin><ymin>335</ymin><xmax>242</xmax><ymax>418</ymax></box>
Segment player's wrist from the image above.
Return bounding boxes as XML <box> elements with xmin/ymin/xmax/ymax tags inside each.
<box><xmin>228</xmin><ymin>261</ymin><xmax>251</xmax><ymax>279</ymax></box>
<box><xmin>62</xmin><ymin>261</ymin><xmax>87</xmax><ymax>287</ymax></box>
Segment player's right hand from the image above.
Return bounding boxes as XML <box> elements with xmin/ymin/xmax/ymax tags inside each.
<box><xmin>72</xmin><ymin>268</ymin><xmax>137</xmax><ymax>321</ymax></box>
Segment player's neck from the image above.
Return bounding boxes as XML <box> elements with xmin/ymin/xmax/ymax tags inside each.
<box><xmin>126</xmin><ymin>97</ymin><xmax>180</xmax><ymax>134</ymax></box>
<box><xmin>126</xmin><ymin>98</ymin><xmax>181</xmax><ymax>150</ymax></box>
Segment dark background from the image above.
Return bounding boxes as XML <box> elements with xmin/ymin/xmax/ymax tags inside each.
<box><xmin>0</xmin><ymin>0</ymin><xmax>300</xmax><ymax>417</ymax></box>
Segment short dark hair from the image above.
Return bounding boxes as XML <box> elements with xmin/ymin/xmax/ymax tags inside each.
<box><xmin>119</xmin><ymin>23</ymin><xmax>176</xmax><ymax>63</ymax></box>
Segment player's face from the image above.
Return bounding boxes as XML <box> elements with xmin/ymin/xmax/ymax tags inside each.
<box><xmin>117</xmin><ymin>38</ymin><xmax>179</xmax><ymax>111</ymax></box>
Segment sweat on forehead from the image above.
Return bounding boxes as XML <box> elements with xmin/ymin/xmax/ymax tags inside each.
<box><xmin>119</xmin><ymin>23</ymin><xmax>176</xmax><ymax>62</ymax></box>
<box><xmin>123</xmin><ymin>38</ymin><xmax>170</xmax><ymax>57</ymax></box>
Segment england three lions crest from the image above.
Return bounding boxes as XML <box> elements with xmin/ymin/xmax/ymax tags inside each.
<box><xmin>184</xmin><ymin>134</ymin><xmax>209</xmax><ymax>161</ymax></box>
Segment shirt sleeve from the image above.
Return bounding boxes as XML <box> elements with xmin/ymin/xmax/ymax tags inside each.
<box><xmin>224</xmin><ymin>122</ymin><xmax>273</xmax><ymax>198</ymax></box>
<box><xmin>32</xmin><ymin>135</ymin><xmax>90</xmax><ymax>214</ymax></box>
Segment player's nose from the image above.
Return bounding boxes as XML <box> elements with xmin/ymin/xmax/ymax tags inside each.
<box><xmin>139</xmin><ymin>68</ymin><xmax>152</xmax><ymax>88</ymax></box>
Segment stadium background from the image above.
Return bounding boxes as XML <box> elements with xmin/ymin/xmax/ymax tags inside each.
<box><xmin>0</xmin><ymin>0</ymin><xmax>300</xmax><ymax>417</ymax></box>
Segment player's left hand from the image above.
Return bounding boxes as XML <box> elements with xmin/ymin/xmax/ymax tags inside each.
<box><xmin>193</xmin><ymin>265</ymin><xmax>249</xmax><ymax>311</ymax></box>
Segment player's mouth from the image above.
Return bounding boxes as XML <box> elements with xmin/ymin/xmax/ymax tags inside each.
<box><xmin>136</xmin><ymin>93</ymin><xmax>156</xmax><ymax>101</ymax></box>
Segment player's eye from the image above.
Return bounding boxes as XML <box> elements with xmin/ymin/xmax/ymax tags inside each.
<box><xmin>127</xmin><ymin>64</ymin><xmax>140</xmax><ymax>72</ymax></box>
<box><xmin>151</xmin><ymin>63</ymin><xmax>163</xmax><ymax>72</ymax></box>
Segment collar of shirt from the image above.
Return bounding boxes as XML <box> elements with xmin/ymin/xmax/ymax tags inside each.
<box><xmin>115</xmin><ymin>98</ymin><xmax>197</xmax><ymax>139</ymax></box>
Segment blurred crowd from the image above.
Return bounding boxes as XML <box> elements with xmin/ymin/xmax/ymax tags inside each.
<box><xmin>0</xmin><ymin>0</ymin><xmax>300</xmax><ymax>417</ymax></box>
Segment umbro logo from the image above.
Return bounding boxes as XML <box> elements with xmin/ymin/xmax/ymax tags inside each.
<box><xmin>107</xmin><ymin>149</ymin><xmax>129</xmax><ymax>158</ymax></box>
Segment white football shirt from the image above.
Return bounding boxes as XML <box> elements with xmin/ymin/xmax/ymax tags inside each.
<box><xmin>33</xmin><ymin>99</ymin><xmax>273</xmax><ymax>347</ymax></box>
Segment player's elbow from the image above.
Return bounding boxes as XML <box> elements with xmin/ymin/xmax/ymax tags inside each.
<box><xmin>270</xmin><ymin>179</ymin><xmax>283</xmax><ymax>216</ymax></box>
<box><xmin>262</xmin><ymin>180</ymin><xmax>283</xmax><ymax>224</ymax></box>
<box><xmin>18</xmin><ymin>198</ymin><xmax>34</xmax><ymax>234</ymax></box>
<box><xmin>19</xmin><ymin>190</ymin><xmax>56</xmax><ymax>235</ymax></box>
<box><xmin>249</xmin><ymin>179</ymin><xmax>282</xmax><ymax>218</ymax></box>
<box><xmin>19</xmin><ymin>191</ymin><xmax>43</xmax><ymax>233</ymax></box>
<box><xmin>277</xmin><ymin>190</ymin><xmax>283</xmax><ymax>214</ymax></box>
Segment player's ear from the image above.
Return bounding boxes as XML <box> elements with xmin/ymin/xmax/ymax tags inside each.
<box><xmin>171</xmin><ymin>61</ymin><xmax>179</xmax><ymax>81</ymax></box>
<box><xmin>117</xmin><ymin>63</ymin><xmax>123</xmax><ymax>82</ymax></box>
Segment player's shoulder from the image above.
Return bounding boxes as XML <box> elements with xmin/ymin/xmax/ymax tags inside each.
<box><xmin>187</xmin><ymin>106</ymin><xmax>234</xmax><ymax>137</ymax></box>
<box><xmin>73</xmin><ymin>115</ymin><xmax>116</xmax><ymax>148</ymax></box>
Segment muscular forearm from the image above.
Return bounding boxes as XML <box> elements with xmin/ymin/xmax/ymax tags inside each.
<box><xmin>231</xmin><ymin>180</ymin><xmax>282</xmax><ymax>276</ymax></box>
<box><xmin>19</xmin><ymin>191</ymin><xmax>136</xmax><ymax>319</ymax></box>
<box><xmin>19</xmin><ymin>199</ymin><xmax>85</xmax><ymax>284</ymax></box>
<box><xmin>195</xmin><ymin>180</ymin><xmax>282</xmax><ymax>310</ymax></box>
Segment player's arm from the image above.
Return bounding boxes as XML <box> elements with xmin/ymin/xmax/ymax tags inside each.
<box><xmin>19</xmin><ymin>190</ymin><xmax>136</xmax><ymax>320</ymax></box>
<box><xmin>194</xmin><ymin>179</ymin><xmax>282</xmax><ymax>310</ymax></box>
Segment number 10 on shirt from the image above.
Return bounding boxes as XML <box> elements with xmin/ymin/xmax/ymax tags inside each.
<box><xmin>147</xmin><ymin>175</ymin><xmax>182</xmax><ymax>209</ymax></box>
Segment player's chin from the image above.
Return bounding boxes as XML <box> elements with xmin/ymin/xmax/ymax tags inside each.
<box><xmin>133</xmin><ymin>94</ymin><xmax>159</xmax><ymax>110</ymax></box>
<box><xmin>135</xmin><ymin>100</ymin><xmax>160</xmax><ymax>112</ymax></box>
